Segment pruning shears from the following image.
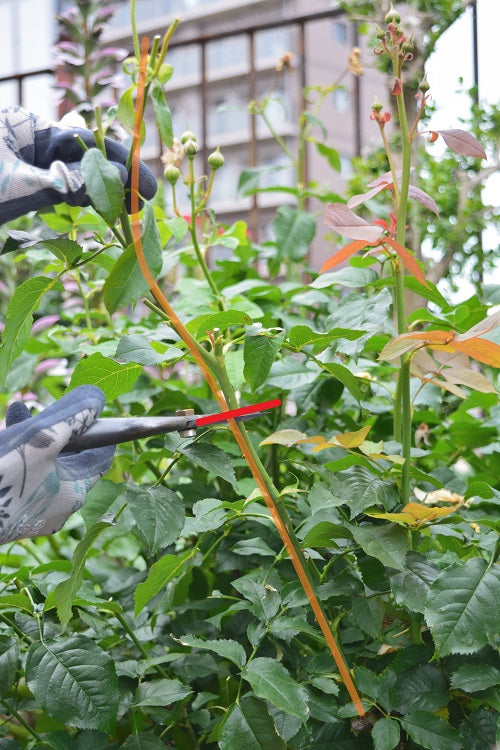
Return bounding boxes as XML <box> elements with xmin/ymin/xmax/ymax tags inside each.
<box><xmin>65</xmin><ymin>399</ymin><xmax>281</xmax><ymax>453</ymax></box>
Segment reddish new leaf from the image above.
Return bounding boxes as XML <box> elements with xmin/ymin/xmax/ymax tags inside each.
<box><xmin>407</xmin><ymin>185</ymin><xmax>439</xmax><ymax>215</ymax></box>
<box><xmin>367</xmin><ymin>170</ymin><xmax>401</xmax><ymax>188</ymax></box>
<box><xmin>429</xmin><ymin>129</ymin><xmax>486</xmax><ymax>159</ymax></box>
<box><xmin>347</xmin><ymin>184</ymin><xmax>389</xmax><ymax>209</ymax></box>
<box><xmin>324</xmin><ymin>204</ymin><xmax>383</xmax><ymax>243</ymax></box>
<box><xmin>385</xmin><ymin>238</ymin><xmax>428</xmax><ymax>286</ymax></box>
<box><xmin>320</xmin><ymin>239</ymin><xmax>369</xmax><ymax>273</ymax></box>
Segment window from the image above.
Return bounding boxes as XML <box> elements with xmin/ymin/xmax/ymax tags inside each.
<box><xmin>255</xmin><ymin>28</ymin><xmax>293</xmax><ymax>64</ymax></box>
<box><xmin>332</xmin><ymin>21</ymin><xmax>348</xmax><ymax>45</ymax></box>
<box><xmin>208</xmin><ymin>96</ymin><xmax>247</xmax><ymax>138</ymax></box>
<box><xmin>333</xmin><ymin>87</ymin><xmax>349</xmax><ymax>112</ymax></box>
<box><xmin>207</xmin><ymin>36</ymin><xmax>247</xmax><ymax>73</ymax></box>
<box><xmin>0</xmin><ymin>0</ymin><xmax>56</xmax><ymax>113</ymax></box>
<box><xmin>168</xmin><ymin>46</ymin><xmax>200</xmax><ymax>81</ymax></box>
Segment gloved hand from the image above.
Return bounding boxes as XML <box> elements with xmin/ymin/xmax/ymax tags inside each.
<box><xmin>0</xmin><ymin>106</ymin><xmax>157</xmax><ymax>225</ymax></box>
<box><xmin>0</xmin><ymin>385</ymin><xmax>115</xmax><ymax>544</ymax></box>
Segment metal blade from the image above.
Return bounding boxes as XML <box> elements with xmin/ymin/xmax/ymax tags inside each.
<box><xmin>63</xmin><ymin>411</ymin><xmax>267</xmax><ymax>452</ymax></box>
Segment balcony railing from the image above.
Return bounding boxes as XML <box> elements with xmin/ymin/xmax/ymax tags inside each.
<box><xmin>0</xmin><ymin>7</ymin><xmax>363</xmax><ymax>240</ymax></box>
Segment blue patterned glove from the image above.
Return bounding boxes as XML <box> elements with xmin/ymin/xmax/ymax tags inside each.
<box><xmin>0</xmin><ymin>386</ymin><xmax>115</xmax><ymax>544</ymax></box>
<box><xmin>0</xmin><ymin>106</ymin><xmax>157</xmax><ymax>224</ymax></box>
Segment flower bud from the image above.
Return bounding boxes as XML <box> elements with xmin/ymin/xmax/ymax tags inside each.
<box><xmin>385</xmin><ymin>4</ymin><xmax>401</xmax><ymax>25</ymax></box>
<box><xmin>418</xmin><ymin>74</ymin><xmax>430</xmax><ymax>93</ymax></box>
<box><xmin>401</xmin><ymin>35</ymin><xmax>414</xmax><ymax>55</ymax></box>
<box><xmin>180</xmin><ymin>130</ymin><xmax>197</xmax><ymax>144</ymax></box>
<box><xmin>164</xmin><ymin>165</ymin><xmax>180</xmax><ymax>184</ymax></box>
<box><xmin>371</xmin><ymin>95</ymin><xmax>383</xmax><ymax>113</ymax></box>
<box><xmin>183</xmin><ymin>139</ymin><xmax>198</xmax><ymax>158</ymax></box>
<box><xmin>375</xmin><ymin>24</ymin><xmax>386</xmax><ymax>40</ymax></box>
<box><xmin>208</xmin><ymin>148</ymin><xmax>224</xmax><ymax>170</ymax></box>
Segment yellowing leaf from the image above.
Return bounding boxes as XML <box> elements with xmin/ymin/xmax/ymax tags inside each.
<box><xmin>367</xmin><ymin>453</ymin><xmax>405</xmax><ymax>465</ymax></box>
<box><xmin>359</xmin><ymin>439</ymin><xmax>384</xmax><ymax>455</ymax></box>
<box><xmin>296</xmin><ymin>435</ymin><xmax>337</xmax><ymax>453</ymax></box>
<box><xmin>365</xmin><ymin>511</ymin><xmax>417</xmax><ymax>526</ymax></box>
<box><xmin>312</xmin><ymin>442</ymin><xmax>338</xmax><ymax>453</ymax></box>
<box><xmin>260</xmin><ymin>429</ymin><xmax>306</xmax><ymax>447</ymax></box>
<box><xmin>402</xmin><ymin>502</ymin><xmax>456</xmax><ymax>522</ymax></box>
<box><xmin>367</xmin><ymin>502</ymin><xmax>456</xmax><ymax>527</ymax></box>
<box><xmin>296</xmin><ymin>435</ymin><xmax>329</xmax><ymax>445</ymax></box>
<box><xmin>335</xmin><ymin>425</ymin><xmax>371</xmax><ymax>449</ymax></box>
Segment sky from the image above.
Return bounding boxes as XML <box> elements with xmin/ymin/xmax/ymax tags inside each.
<box><xmin>426</xmin><ymin>0</ymin><xmax>497</xmax><ymax>126</ymax></box>
<box><xmin>425</xmin><ymin>0</ymin><xmax>499</xmax><ymax>299</ymax></box>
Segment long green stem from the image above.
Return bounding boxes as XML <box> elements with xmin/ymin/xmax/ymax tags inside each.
<box><xmin>392</xmin><ymin>57</ymin><xmax>414</xmax><ymax>505</ymax></box>
<box><xmin>130</xmin><ymin>0</ymin><xmax>140</xmax><ymax>61</ymax></box>
<box><xmin>120</xmin><ymin>208</ymin><xmax>135</xmax><ymax>247</ymax></box>
<box><xmin>187</xmin><ymin>159</ymin><xmax>225</xmax><ymax>308</ymax></box>
<box><xmin>153</xmin><ymin>18</ymin><xmax>181</xmax><ymax>76</ymax></box>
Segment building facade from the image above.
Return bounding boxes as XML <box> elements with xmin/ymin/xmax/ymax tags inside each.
<box><xmin>0</xmin><ymin>0</ymin><xmax>385</xmax><ymax>268</ymax></box>
<box><xmin>102</xmin><ymin>0</ymin><xmax>384</xmax><ymax>267</ymax></box>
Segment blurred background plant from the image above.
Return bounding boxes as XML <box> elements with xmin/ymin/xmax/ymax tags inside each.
<box><xmin>54</xmin><ymin>0</ymin><xmax>128</xmax><ymax>127</ymax></box>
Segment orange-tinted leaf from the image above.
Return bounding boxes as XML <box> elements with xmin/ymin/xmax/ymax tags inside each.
<box><xmin>335</xmin><ymin>424</ymin><xmax>371</xmax><ymax>448</ymax></box>
<box><xmin>324</xmin><ymin>204</ymin><xmax>383</xmax><ymax>242</ymax></box>
<box><xmin>451</xmin><ymin>338</ymin><xmax>500</xmax><ymax>368</ymax></box>
<box><xmin>432</xmin><ymin>128</ymin><xmax>487</xmax><ymax>159</ymax></box>
<box><xmin>404</xmin><ymin>330</ymin><xmax>455</xmax><ymax>344</ymax></box>
<box><xmin>320</xmin><ymin>240</ymin><xmax>369</xmax><ymax>273</ymax></box>
<box><xmin>385</xmin><ymin>238</ymin><xmax>428</xmax><ymax>286</ymax></box>
<box><xmin>381</xmin><ymin>330</ymin><xmax>458</xmax><ymax>362</ymax></box>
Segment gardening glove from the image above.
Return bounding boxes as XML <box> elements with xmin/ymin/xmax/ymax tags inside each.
<box><xmin>0</xmin><ymin>106</ymin><xmax>157</xmax><ymax>225</ymax></box>
<box><xmin>0</xmin><ymin>385</ymin><xmax>115</xmax><ymax>544</ymax></box>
